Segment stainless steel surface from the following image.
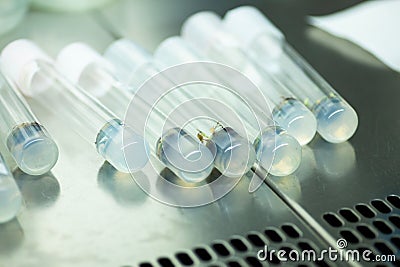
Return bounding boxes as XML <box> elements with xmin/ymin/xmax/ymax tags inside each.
<box><xmin>0</xmin><ymin>0</ymin><xmax>399</xmax><ymax>266</ymax></box>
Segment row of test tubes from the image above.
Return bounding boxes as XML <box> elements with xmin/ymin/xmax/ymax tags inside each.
<box><xmin>0</xmin><ymin>6</ymin><xmax>358</xmax><ymax>223</ymax></box>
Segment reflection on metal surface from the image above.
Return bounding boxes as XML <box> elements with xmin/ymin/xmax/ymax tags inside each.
<box><xmin>214</xmin><ymin>172</ymin><xmax>275</xmax><ymax>222</ymax></box>
<box><xmin>97</xmin><ymin>162</ymin><xmax>149</xmax><ymax>206</ymax></box>
<box><xmin>294</xmin><ymin>145</ymin><xmax>317</xmax><ymax>181</ymax></box>
<box><xmin>13</xmin><ymin>169</ymin><xmax>60</xmax><ymax>209</ymax></box>
<box><xmin>264</xmin><ymin>146</ymin><xmax>316</xmax><ymax>203</ymax></box>
<box><xmin>159</xmin><ymin>167</ymin><xmax>218</xmax><ymax>187</ymax></box>
<box><xmin>0</xmin><ymin>218</ymin><xmax>24</xmax><ymax>255</ymax></box>
<box><xmin>311</xmin><ymin>136</ymin><xmax>356</xmax><ymax>179</ymax></box>
<box><xmin>269</xmin><ymin>175</ymin><xmax>302</xmax><ymax>202</ymax></box>
<box><xmin>155</xmin><ymin>168</ymin><xmax>237</xmax><ymax>208</ymax></box>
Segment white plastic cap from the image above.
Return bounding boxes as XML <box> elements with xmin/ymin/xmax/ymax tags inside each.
<box><xmin>56</xmin><ymin>42</ymin><xmax>112</xmax><ymax>84</ymax></box>
<box><xmin>154</xmin><ymin>36</ymin><xmax>201</xmax><ymax>68</ymax></box>
<box><xmin>223</xmin><ymin>6</ymin><xmax>284</xmax><ymax>48</ymax></box>
<box><xmin>104</xmin><ymin>39</ymin><xmax>151</xmax><ymax>84</ymax></box>
<box><xmin>181</xmin><ymin>11</ymin><xmax>239</xmax><ymax>54</ymax></box>
<box><xmin>0</xmin><ymin>39</ymin><xmax>52</xmax><ymax>96</ymax></box>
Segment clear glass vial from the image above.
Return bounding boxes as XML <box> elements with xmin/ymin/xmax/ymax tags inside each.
<box><xmin>105</xmin><ymin>39</ymin><xmax>257</xmax><ymax>178</ymax></box>
<box><xmin>181</xmin><ymin>12</ymin><xmax>317</xmax><ymax>146</ymax></box>
<box><xmin>0</xmin><ymin>152</ymin><xmax>22</xmax><ymax>223</ymax></box>
<box><xmin>56</xmin><ymin>42</ymin><xmax>215</xmax><ymax>183</ymax></box>
<box><xmin>0</xmin><ymin>39</ymin><xmax>149</xmax><ymax>173</ymax></box>
<box><xmin>0</xmin><ymin>73</ymin><xmax>59</xmax><ymax>175</ymax></box>
<box><xmin>223</xmin><ymin>6</ymin><xmax>358</xmax><ymax>143</ymax></box>
<box><xmin>154</xmin><ymin>37</ymin><xmax>301</xmax><ymax>176</ymax></box>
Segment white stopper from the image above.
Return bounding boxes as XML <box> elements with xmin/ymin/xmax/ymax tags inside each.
<box><xmin>0</xmin><ymin>39</ymin><xmax>52</xmax><ymax>96</ymax></box>
<box><xmin>223</xmin><ymin>6</ymin><xmax>284</xmax><ymax>49</ymax></box>
<box><xmin>103</xmin><ymin>39</ymin><xmax>151</xmax><ymax>84</ymax></box>
<box><xmin>181</xmin><ymin>11</ymin><xmax>239</xmax><ymax>54</ymax></box>
<box><xmin>154</xmin><ymin>36</ymin><xmax>201</xmax><ymax>68</ymax></box>
<box><xmin>56</xmin><ymin>42</ymin><xmax>111</xmax><ymax>84</ymax></box>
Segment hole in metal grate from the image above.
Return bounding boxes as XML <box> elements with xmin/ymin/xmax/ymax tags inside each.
<box><xmin>298</xmin><ymin>241</ymin><xmax>316</xmax><ymax>251</ymax></box>
<box><xmin>390</xmin><ymin>237</ymin><xmax>400</xmax><ymax>250</ymax></box>
<box><xmin>339</xmin><ymin>208</ymin><xmax>360</xmax><ymax>223</ymax></box>
<box><xmin>227</xmin><ymin>261</ymin><xmax>242</xmax><ymax>267</ymax></box>
<box><xmin>264</xmin><ymin>228</ymin><xmax>284</xmax><ymax>243</ymax></box>
<box><xmin>268</xmin><ymin>251</ymin><xmax>281</xmax><ymax>265</ymax></box>
<box><xmin>138</xmin><ymin>222</ymin><xmax>332</xmax><ymax>266</ymax></box>
<box><xmin>245</xmin><ymin>256</ymin><xmax>262</xmax><ymax>267</ymax></box>
<box><xmin>355</xmin><ymin>204</ymin><xmax>376</xmax><ymax>218</ymax></box>
<box><xmin>356</xmin><ymin>224</ymin><xmax>377</xmax><ymax>239</ymax></box>
<box><xmin>158</xmin><ymin>257</ymin><xmax>174</xmax><ymax>267</ymax></box>
<box><xmin>340</xmin><ymin>229</ymin><xmax>360</xmax><ymax>244</ymax></box>
<box><xmin>212</xmin><ymin>243</ymin><xmax>231</xmax><ymax>257</ymax></box>
<box><xmin>229</xmin><ymin>238</ymin><xmax>248</xmax><ymax>252</ymax></box>
<box><xmin>193</xmin><ymin>247</ymin><xmax>212</xmax><ymax>262</ymax></box>
<box><xmin>373</xmin><ymin>220</ymin><xmax>394</xmax><ymax>234</ymax></box>
<box><xmin>319</xmin><ymin>195</ymin><xmax>400</xmax><ymax>267</ymax></box>
<box><xmin>323</xmin><ymin>213</ymin><xmax>344</xmax><ymax>227</ymax></box>
<box><xmin>389</xmin><ymin>215</ymin><xmax>400</xmax><ymax>229</ymax></box>
<box><xmin>175</xmin><ymin>252</ymin><xmax>194</xmax><ymax>266</ymax></box>
<box><xmin>356</xmin><ymin>246</ymin><xmax>371</xmax><ymax>254</ymax></box>
<box><xmin>374</xmin><ymin>241</ymin><xmax>395</xmax><ymax>255</ymax></box>
<box><xmin>387</xmin><ymin>195</ymin><xmax>400</xmax><ymax>209</ymax></box>
<box><xmin>357</xmin><ymin>246</ymin><xmax>378</xmax><ymax>262</ymax></box>
<box><xmin>280</xmin><ymin>246</ymin><xmax>297</xmax><ymax>258</ymax></box>
<box><xmin>247</xmin><ymin>233</ymin><xmax>266</xmax><ymax>247</ymax></box>
<box><xmin>315</xmin><ymin>260</ymin><xmax>330</xmax><ymax>267</ymax></box>
<box><xmin>371</xmin><ymin>199</ymin><xmax>392</xmax><ymax>214</ymax></box>
<box><xmin>281</xmin><ymin>224</ymin><xmax>302</xmax><ymax>239</ymax></box>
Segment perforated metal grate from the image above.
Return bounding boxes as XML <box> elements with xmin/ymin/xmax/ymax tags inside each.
<box><xmin>136</xmin><ymin>222</ymin><xmax>333</xmax><ymax>267</ymax></box>
<box><xmin>322</xmin><ymin>194</ymin><xmax>400</xmax><ymax>266</ymax></box>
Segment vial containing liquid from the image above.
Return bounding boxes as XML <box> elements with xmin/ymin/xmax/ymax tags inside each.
<box><xmin>0</xmin><ymin>152</ymin><xmax>22</xmax><ymax>223</ymax></box>
<box><xmin>154</xmin><ymin>37</ymin><xmax>301</xmax><ymax>176</ymax></box>
<box><xmin>66</xmin><ymin>40</ymin><xmax>255</xmax><ymax>178</ymax></box>
<box><xmin>104</xmin><ymin>39</ymin><xmax>259</xmax><ymax>178</ymax></box>
<box><xmin>0</xmin><ymin>39</ymin><xmax>149</xmax><ymax>173</ymax></box>
<box><xmin>223</xmin><ymin>6</ymin><xmax>358</xmax><ymax>143</ymax></box>
<box><xmin>0</xmin><ymin>73</ymin><xmax>59</xmax><ymax>175</ymax></box>
<box><xmin>56</xmin><ymin>43</ymin><xmax>215</xmax><ymax>183</ymax></box>
<box><xmin>181</xmin><ymin>12</ymin><xmax>317</xmax><ymax>146</ymax></box>
<box><xmin>156</xmin><ymin>128</ymin><xmax>215</xmax><ymax>183</ymax></box>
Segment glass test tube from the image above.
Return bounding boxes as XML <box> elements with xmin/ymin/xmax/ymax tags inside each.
<box><xmin>154</xmin><ymin>37</ymin><xmax>302</xmax><ymax>176</ymax></box>
<box><xmin>0</xmin><ymin>152</ymin><xmax>22</xmax><ymax>223</ymax></box>
<box><xmin>101</xmin><ymin>38</ymin><xmax>295</xmax><ymax>177</ymax></box>
<box><xmin>181</xmin><ymin>12</ymin><xmax>317</xmax><ymax>146</ymax></box>
<box><xmin>0</xmin><ymin>73</ymin><xmax>58</xmax><ymax>175</ymax></box>
<box><xmin>152</xmin><ymin>79</ymin><xmax>258</xmax><ymax>178</ymax></box>
<box><xmin>223</xmin><ymin>6</ymin><xmax>358</xmax><ymax>143</ymax></box>
<box><xmin>103</xmin><ymin>39</ymin><xmax>257</xmax><ymax>178</ymax></box>
<box><xmin>0</xmin><ymin>39</ymin><xmax>149</xmax><ymax>173</ymax></box>
<box><xmin>56</xmin><ymin>43</ymin><xmax>215</xmax><ymax>183</ymax></box>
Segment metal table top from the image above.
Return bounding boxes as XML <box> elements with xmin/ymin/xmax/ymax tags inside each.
<box><xmin>0</xmin><ymin>0</ymin><xmax>398</xmax><ymax>266</ymax></box>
